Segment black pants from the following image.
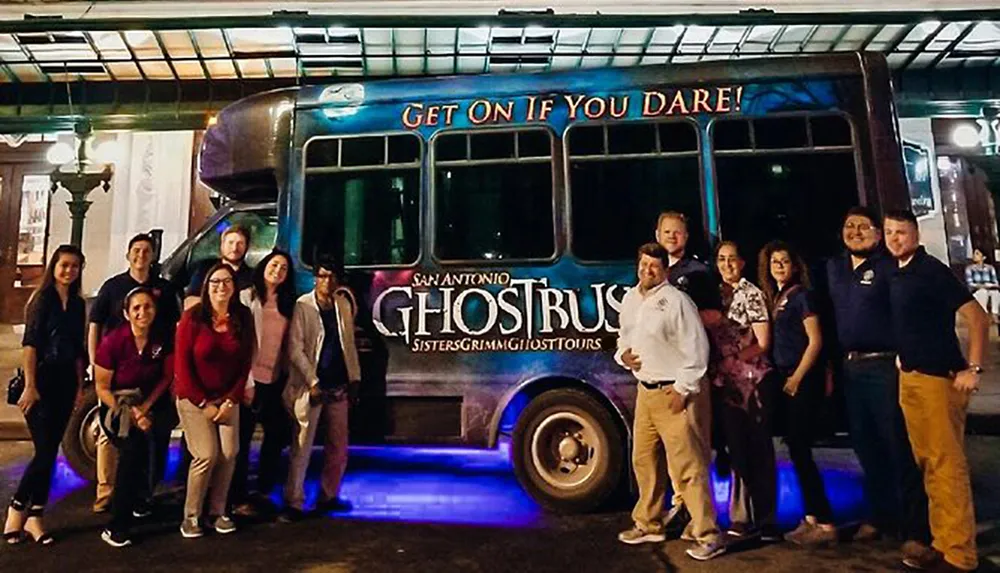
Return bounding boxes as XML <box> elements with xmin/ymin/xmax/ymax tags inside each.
<box><xmin>721</xmin><ymin>373</ymin><xmax>778</xmax><ymax>527</ymax></box>
<box><xmin>843</xmin><ymin>356</ymin><xmax>930</xmax><ymax>543</ymax></box>
<box><xmin>231</xmin><ymin>381</ymin><xmax>290</xmax><ymax>503</ymax></box>
<box><xmin>775</xmin><ymin>368</ymin><xmax>833</xmax><ymax>523</ymax></box>
<box><xmin>147</xmin><ymin>396</ymin><xmax>178</xmax><ymax>493</ymax></box>
<box><xmin>106</xmin><ymin>423</ymin><xmax>149</xmax><ymax>535</ymax></box>
<box><xmin>13</xmin><ymin>367</ymin><xmax>76</xmax><ymax>508</ymax></box>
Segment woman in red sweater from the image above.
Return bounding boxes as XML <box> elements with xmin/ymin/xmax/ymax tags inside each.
<box><xmin>174</xmin><ymin>263</ymin><xmax>254</xmax><ymax>539</ymax></box>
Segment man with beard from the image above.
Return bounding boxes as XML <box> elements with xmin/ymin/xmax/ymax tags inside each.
<box><xmin>183</xmin><ymin>225</ymin><xmax>254</xmax><ymax>310</ymax></box>
<box><xmin>825</xmin><ymin>207</ymin><xmax>931</xmax><ymax>566</ymax></box>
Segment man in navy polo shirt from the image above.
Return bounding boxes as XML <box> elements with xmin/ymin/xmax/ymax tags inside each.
<box><xmin>885</xmin><ymin>210</ymin><xmax>986</xmax><ymax>573</ymax></box>
<box><xmin>88</xmin><ymin>233</ymin><xmax>180</xmax><ymax>514</ymax></box>
<box><xmin>826</xmin><ymin>207</ymin><xmax>930</xmax><ymax>563</ymax></box>
<box><xmin>653</xmin><ymin>211</ymin><xmax>716</xmax><ymax>537</ymax></box>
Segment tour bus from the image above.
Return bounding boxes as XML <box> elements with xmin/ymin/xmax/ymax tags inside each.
<box><xmin>65</xmin><ymin>52</ymin><xmax>910</xmax><ymax>513</ymax></box>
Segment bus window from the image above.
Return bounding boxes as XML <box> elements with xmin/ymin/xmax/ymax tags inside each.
<box><xmin>301</xmin><ymin>133</ymin><xmax>421</xmax><ymax>267</ymax></box>
<box><xmin>713</xmin><ymin>114</ymin><xmax>860</xmax><ymax>265</ymax></box>
<box><xmin>568</xmin><ymin>120</ymin><xmax>703</xmax><ymax>261</ymax></box>
<box><xmin>433</xmin><ymin>129</ymin><xmax>556</xmax><ymax>262</ymax></box>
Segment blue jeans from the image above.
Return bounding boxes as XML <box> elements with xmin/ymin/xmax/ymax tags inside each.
<box><xmin>843</xmin><ymin>356</ymin><xmax>930</xmax><ymax>543</ymax></box>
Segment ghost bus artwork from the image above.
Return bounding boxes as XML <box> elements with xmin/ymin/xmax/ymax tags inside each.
<box><xmin>151</xmin><ymin>52</ymin><xmax>909</xmax><ymax>513</ymax></box>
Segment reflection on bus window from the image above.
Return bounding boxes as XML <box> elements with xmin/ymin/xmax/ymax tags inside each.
<box><xmin>568</xmin><ymin>120</ymin><xmax>703</xmax><ymax>261</ymax></box>
<box><xmin>713</xmin><ymin>114</ymin><xmax>859</xmax><ymax>263</ymax></box>
<box><xmin>302</xmin><ymin>133</ymin><xmax>421</xmax><ymax>267</ymax></box>
<box><xmin>433</xmin><ymin>129</ymin><xmax>555</xmax><ymax>262</ymax></box>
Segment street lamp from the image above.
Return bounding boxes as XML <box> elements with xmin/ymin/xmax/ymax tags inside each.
<box><xmin>48</xmin><ymin>122</ymin><xmax>114</xmax><ymax>248</ymax></box>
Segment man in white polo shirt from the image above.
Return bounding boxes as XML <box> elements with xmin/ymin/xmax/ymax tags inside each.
<box><xmin>615</xmin><ymin>242</ymin><xmax>725</xmax><ymax>561</ymax></box>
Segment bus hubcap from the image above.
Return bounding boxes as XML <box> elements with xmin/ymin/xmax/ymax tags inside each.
<box><xmin>79</xmin><ymin>405</ymin><xmax>101</xmax><ymax>464</ymax></box>
<box><xmin>531</xmin><ymin>411</ymin><xmax>600</xmax><ymax>490</ymax></box>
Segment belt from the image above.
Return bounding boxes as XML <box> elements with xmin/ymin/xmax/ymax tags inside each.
<box><xmin>639</xmin><ymin>380</ymin><xmax>674</xmax><ymax>390</ymax></box>
<box><xmin>845</xmin><ymin>351</ymin><xmax>896</xmax><ymax>362</ymax></box>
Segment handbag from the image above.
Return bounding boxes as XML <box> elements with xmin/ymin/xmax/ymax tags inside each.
<box><xmin>7</xmin><ymin>368</ymin><xmax>25</xmax><ymax>406</ymax></box>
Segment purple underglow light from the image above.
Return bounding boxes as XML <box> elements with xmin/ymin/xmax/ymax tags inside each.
<box><xmin>3</xmin><ymin>441</ymin><xmax>865</xmax><ymax>529</ymax></box>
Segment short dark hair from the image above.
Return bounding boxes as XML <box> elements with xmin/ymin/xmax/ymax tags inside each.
<box><xmin>127</xmin><ymin>233</ymin><xmax>156</xmax><ymax>252</ymax></box>
<box><xmin>314</xmin><ymin>253</ymin><xmax>343</xmax><ymax>278</ymax></box>
<box><xmin>637</xmin><ymin>242</ymin><xmax>670</xmax><ymax>268</ymax></box>
<box><xmin>221</xmin><ymin>224</ymin><xmax>251</xmax><ymax>244</ymax></box>
<box><xmin>884</xmin><ymin>209</ymin><xmax>918</xmax><ymax>227</ymax></box>
<box><xmin>843</xmin><ymin>206</ymin><xmax>881</xmax><ymax>229</ymax></box>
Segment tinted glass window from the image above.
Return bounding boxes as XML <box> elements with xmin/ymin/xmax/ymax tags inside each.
<box><xmin>433</xmin><ymin>129</ymin><xmax>555</xmax><ymax>261</ymax></box>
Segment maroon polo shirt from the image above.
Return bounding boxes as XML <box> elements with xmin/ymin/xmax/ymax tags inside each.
<box><xmin>94</xmin><ymin>324</ymin><xmax>174</xmax><ymax>395</ymax></box>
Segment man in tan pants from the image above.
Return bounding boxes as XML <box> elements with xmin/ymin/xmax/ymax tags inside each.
<box><xmin>615</xmin><ymin>243</ymin><xmax>725</xmax><ymax>561</ymax></box>
<box><xmin>885</xmin><ymin>210</ymin><xmax>986</xmax><ymax>572</ymax></box>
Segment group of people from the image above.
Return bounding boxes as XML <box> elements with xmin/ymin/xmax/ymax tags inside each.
<box><xmin>0</xmin><ymin>208</ymin><xmax>987</xmax><ymax>572</ymax></box>
<box><xmin>3</xmin><ymin>226</ymin><xmax>361</xmax><ymax>548</ymax></box>
<box><xmin>615</xmin><ymin>209</ymin><xmax>984</xmax><ymax>572</ymax></box>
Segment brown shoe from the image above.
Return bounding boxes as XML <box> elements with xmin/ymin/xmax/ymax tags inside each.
<box><xmin>852</xmin><ymin>523</ymin><xmax>881</xmax><ymax>542</ymax></box>
<box><xmin>92</xmin><ymin>500</ymin><xmax>110</xmax><ymax>514</ymax></box>
<box><xmin>901</xmin><ymin>540</ymin><xmax>941</xmax><ymax>570</ymax></box>
<box><xmin>232</xmin><ymin>503</ymin><xmax>258</xmax><ymax>518</ymax></box>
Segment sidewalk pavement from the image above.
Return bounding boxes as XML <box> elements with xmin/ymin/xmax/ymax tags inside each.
<box><xmin>2</xmin><ymin>322</ymin><xmax>1000</xmax><ymax>440</ymax></box>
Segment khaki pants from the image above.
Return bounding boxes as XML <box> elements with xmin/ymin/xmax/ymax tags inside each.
<box><xmin>177</xmin><ymin>399</ymin><xmax>240</xmax><ymax>519</ymax></box>
<box><xmin>899</xmin><ymin>371</ymin><xmax>978</xmax><ymax>571</ymax></box>
<box><xmin>668</xmin><ymin>378</ymin><xmax>712</xmax><ymax>512</ymax></box>
<box><xmin>284</xmin><ymin>386</ymin><xmax>350</xmax><ymax>511</ymax></box>
<box><xmin>631</xmin><ymin>383</ymin><xmax>719</xmax><ymax>542</ymax></box>
<box><xmin>94</xmin><ymin>428</ymin><xmax>118</xmax><ymax>510</ymax></box>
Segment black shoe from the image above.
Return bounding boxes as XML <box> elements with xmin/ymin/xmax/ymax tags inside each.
<box><xmin>662</xmin><ymin>504</ymin><xmax>691</xmax><ymax>538</ymax></box>
<box><xmin>101</xmin><ymin>529</ymin><xmax>132</xmax><ymax>548</ymax></box>
<box><xmin>278</xmin><ymin>508</ymin><xmax>307</xmax><ymax>524</ymax></box>
<box><xmin>132</xmin><ymin>504</ymin><xmax>152</xmax><ymax>519</ymax></box>
<box><xmin>760</xmin><ymin>524</ymin><xmax>784</xmax><ymax>543</ymax></box>
<box><xmin>316</xmin><ymin>497</ymin><xmax>353</xmax><ymax>513</ymax></box>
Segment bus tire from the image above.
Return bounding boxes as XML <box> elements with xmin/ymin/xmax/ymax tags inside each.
<box><xmin>61</xmin><ymin>386</ymin><xmax>100</xmax><ymax>481</ymax></box>
<box><xmin>512</xmin><ymin>388</ymin><xmax>624</xmax><ymax>513</ymax></box>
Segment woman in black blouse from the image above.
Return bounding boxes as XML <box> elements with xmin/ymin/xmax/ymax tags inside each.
<box><xmin>3</xmin><ymin>245</ymin><xmax>87</xmax><ymax>546</ymax></box>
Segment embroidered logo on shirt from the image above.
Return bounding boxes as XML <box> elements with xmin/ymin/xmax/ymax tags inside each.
<box><xmin>860</xmin><ymin>269</ymin><xmax>875</xmax><ymax>286</ymax></box>
<box><xmin>655</xmin><ymin>297</ymin><xmax>670</xmax><ymax>311</ymax></box>
<box><xmin>150</xmin><ymin>344</ymin><xmax>163</xmax><ymax>360</ymax></box>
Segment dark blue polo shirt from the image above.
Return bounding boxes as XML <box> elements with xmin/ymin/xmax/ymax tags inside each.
<box><xmin>668</xmin><ymin>256</ymin><xmax>715</xmax><ymax>309</ymax></box>
<box><xmin>826</xmin><ymin>250</ymin><xmax>895</xmax><ymax>353</ymax></box>
<box><xmin>771</xmin><ymin>284</ymin><xmax>817</xmax><ymax>371</ymax></box>
<box><xmin>890</xmin><ymin>247</ymin><xmax>973</xmax><ymax>377</ymax></box>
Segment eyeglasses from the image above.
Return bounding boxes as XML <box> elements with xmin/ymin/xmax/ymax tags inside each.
<box><xmin>315</xmin><ymin>274</ymin><xmax>335</xmax><ymax>282</ymax></box>
<box><xmin>208</xmin><ymin>278</ymin><xmax>234</xmax><ymax>289</ymax></box>
<box><xmin>844</xmin><ymin>223</ymin><xmax>874</xmax><ymax>232</ymax></box>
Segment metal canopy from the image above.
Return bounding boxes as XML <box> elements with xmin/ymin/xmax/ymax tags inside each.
<box><xmin>1</xmin><ymin>13</ymin><xmax>999</xmax><ymax>84</ymax></box>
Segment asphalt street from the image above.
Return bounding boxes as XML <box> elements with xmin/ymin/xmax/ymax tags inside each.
<box><xmin>0</xmin><ymin>438</ymin><xmax>998</xmax><ymax>573</ymax></box>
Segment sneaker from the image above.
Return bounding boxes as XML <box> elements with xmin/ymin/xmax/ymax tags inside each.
<box><xmin>786</xmin><ymin>521</ymin><xmax>838</xmax><ymax>546</ymax></box>
<box><xmin>278</xmin><ymin>508</ymin><xmax>307</xmax><ymax>524</ymax></box>
<box><xmin>662</xmin><ymin>504</ymin><xmax>691</xmax><ymax>537</ymax></box>
<box><xmin>901</xmin><ymin>540</ymin><xmax>941</xmax><ymax>570</ymax></box>
<box><xmin>686</xmin><ymin>538</ymin><xmax>727</xmax><ymax>561</ymax></box>
<box><xmin>179</xmin><ymin>518</ymin><xmax>203</xmax><ymax>539</ymax></box>
<box><xmin>316</xmin><ymin>497</ymin><xmax>353</xmax><ymax>513</ymax></box>
<box><xmin>232</xmin><ymin>503</ymin><xmax>258</xmax><ymax>518</ymax></box>
<box><xmin>852</xmin><ymin>523</ymin><xmax>881</xmax><ymax>542</ymax></box>
<box><xmin>213</xmin><ymin>515</ymin><xmax>237</xmax><ymax>535</ymax></box>
<box><xmin>132</xmin><ymin>504</ymin><xmax>152</xmax><ymax>519</ymax></box>
<box><xmin>760</xmin><ymin>524</ymin><xmax>784</xmax><ymax>543</ymax></box>
<box><xmin>100</xmin><ymin>529</ymin><xmax>132</xmax><ymax>548</ymax></box>
<box><xmin>727</xmin><ymin>522</ymin><xmax>761</xmax><ymax>540</ymax></box>
<box><xmin>618</xmin><ymin>526</ymin><xmax>667</xmax><ymax>545</ymax></box>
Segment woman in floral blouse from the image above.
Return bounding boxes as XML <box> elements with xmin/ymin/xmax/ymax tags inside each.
<box><xmin>713</xmin><ymin>241</ymin><xmax>778</xmax><ymax>540</ymax></box>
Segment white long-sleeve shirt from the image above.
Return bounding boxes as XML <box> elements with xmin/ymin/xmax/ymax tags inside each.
<box><xmin>614</xmin><ymin>280</ymin><xmax>709</xmax><ymax>396</ymax></box>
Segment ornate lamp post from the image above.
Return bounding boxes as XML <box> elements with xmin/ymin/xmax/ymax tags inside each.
<box><xmin>48</xmin><ymin>122</ymin><xmax>114</xmax><ymax>248</ymax></box>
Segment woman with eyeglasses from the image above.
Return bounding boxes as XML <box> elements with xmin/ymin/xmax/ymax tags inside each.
<box><xmin>93</xmin><ymin>287</ymin><xmax>174</xmax><ymax>547</ymax></box>
<box><xmin>173</xmin><ymin>263</ymin><xmax>254</xmax><ymax>539</ymax></box>
<box><xmin>230</xmin><ymin>250</ymin><xmax>296</xmax><ymax>517</ymax></box>
<box><xmin>4</xmin><ymin>245</ymin><xmax>86</xmax><ymax>546</ymax></box>
<box><xmin>758</xmin><ymin>240</ymin><xmax>836</xmax><ymax>546</ymax></box>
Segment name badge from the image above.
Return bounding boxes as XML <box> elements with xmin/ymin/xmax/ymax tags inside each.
<box><xmin>859</xmin><ymin>269</ymin><xmax>875</xmax><ymax>286</ymax></box>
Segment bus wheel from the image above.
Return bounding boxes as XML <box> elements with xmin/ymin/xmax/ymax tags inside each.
<box><xmin>512</xmin><ymin>388</ymin><xmax>624</xmax><ymax>513</ymax></box>
<box><xmin>61</xmin><ymin>386</ymin><xmax>99</xmax><ymax>481</ymax></box>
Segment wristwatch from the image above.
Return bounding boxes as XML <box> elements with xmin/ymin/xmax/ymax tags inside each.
<box><xmin>968</xmin><ymin>363</ymin><xmax>984</xmax><ymax>374</ymax></box>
